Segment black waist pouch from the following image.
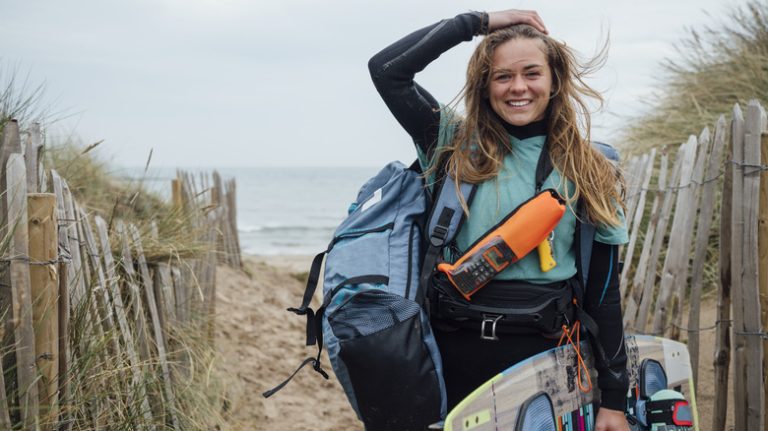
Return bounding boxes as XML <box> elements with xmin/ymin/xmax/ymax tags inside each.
<box><xmin>432</xmin><ymin>278</ymin><xmax>576</xmax><ymax>337</ymax></box>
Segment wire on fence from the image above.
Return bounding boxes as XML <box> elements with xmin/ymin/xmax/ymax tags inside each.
<box><xmin>733</xmin><ymin>330</ymin><xmax>768</xmax><ymax>340</ymax></box>
<box><xmin>729</xmin><ymin>159</ymin><xmax>768</xmax><ymax>175</ymax></box>
<box><xmin>669</xmin><ymin>320</ymin><xmax>732</xmax><ymax>333</ymax></box>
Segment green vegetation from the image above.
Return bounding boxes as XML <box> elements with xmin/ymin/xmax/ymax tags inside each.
<box><xmin>620</xmin><ymin>0</ymin><xmax>768</xmax><ymax>154</ymax></box>
<box><xmin>44</xmin><ymin>141</ymin><xmax>209</xmax><ymax>263</ymax></box>
<box><xmin>0</xmin><ymin>70</ymin><xmax>228</xmax><ymax>429</ymax></box>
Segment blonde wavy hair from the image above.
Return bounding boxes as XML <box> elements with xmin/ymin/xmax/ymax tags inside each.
<box><xmin>435</xmin><ymin>25</ymin><xmax>625</xmax><ymax>227</ymax></box>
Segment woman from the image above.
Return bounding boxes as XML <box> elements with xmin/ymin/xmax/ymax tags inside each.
<box><xmin>368</xmin><ymin>10</ymin><xmax>630</xmax><ymax>431</ymax></box>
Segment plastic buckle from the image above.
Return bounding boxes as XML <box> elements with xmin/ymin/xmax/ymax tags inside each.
<box><xmin>480</xmin><ymin>314</ymin><xmax>503</xmax><ymax>341</ymax></box>
<box><xmin>430</xmin><ymin>225</ymin><xmax>448</xmax><ymax>247</ymax></box>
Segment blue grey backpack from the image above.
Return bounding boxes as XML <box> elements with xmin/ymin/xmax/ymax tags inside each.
<box><xmin>263</xmin><ymin>160</ymin><xmax>473</xmax><ymax>431</ymax></box>
<box><xmin>263</xmin><ymin>142</ymin><xmax>620</xmax><ymax>431</ymax></box>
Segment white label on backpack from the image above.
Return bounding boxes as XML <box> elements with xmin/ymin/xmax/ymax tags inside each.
<box><xmin>361</xmin><ymin>188</ymin><xmax>382</xmax><ymax>212</ymax></box>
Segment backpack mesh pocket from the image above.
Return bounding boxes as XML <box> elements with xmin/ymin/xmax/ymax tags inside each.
<box><xmin>329</xmin><ymin>289</ymin><xmax>420</xmax><ymax>339</ymax></box>
<box><xmin>328</xmin><ymin>290</ymin><xmax>442</xmax><ymax>430</ymax></box>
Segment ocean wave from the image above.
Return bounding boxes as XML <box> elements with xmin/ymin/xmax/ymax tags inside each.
<box><xmin>239</xmin><ymin>225</ymin><xmax>337</xmax><ymax>234</ymax></box>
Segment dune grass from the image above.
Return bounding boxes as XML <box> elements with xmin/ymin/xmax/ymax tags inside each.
<box><xmin>619</xmin><ymin>0</ymin><xmax>768</xmax><ymax>155</ymax></box>
<box><xmin>0</xmin><ymin>69</ymin><xmax>228</xmax><ymax>429</ymax></box>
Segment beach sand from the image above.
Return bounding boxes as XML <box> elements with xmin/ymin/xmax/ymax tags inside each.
<box><xmin>216</xmin><ymin>255</ymin><xmax>731</xmax><ymax>430</ymax></box>
<box><xmin>215</xmin><ymin>255</ymin><xmax>358</xmax><ymax>430</ymax></box>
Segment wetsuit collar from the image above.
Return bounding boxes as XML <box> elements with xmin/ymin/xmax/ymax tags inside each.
<box><xmin>501</xmin><ymin>119</ymin><xmax>548</xmax><ymax>140</ymax></box>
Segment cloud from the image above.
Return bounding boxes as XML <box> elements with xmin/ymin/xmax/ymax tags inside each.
<box><xmin>0</xmin><ymin>0</ymin><xmax>749</xmax><ymax>167</ymax></box>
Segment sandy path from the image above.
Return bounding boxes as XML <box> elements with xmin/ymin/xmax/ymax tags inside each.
<box><xmin>216</xmin><ymin>256</ymin><xmax>732</xmax><ymax>430</ymax></box>
<box><xmin>215</xmin><ymin>256</ymin><xmax>359</xmax><ymax>430</ymax></box>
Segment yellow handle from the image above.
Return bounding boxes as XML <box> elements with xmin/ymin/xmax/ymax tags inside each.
<box><xmin>537</xmin><ymin>237</ymin><xmax>556</xmax><ymax>272</ymax></box>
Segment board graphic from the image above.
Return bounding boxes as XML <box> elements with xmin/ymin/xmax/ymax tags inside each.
<box><xmin>436</xmin><ymin>335</ymin><xmax>697</xmax><ymax>431</ymax></box>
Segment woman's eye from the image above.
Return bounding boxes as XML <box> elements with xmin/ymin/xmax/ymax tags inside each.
<box><xmin>526</xmin><ymin>72</ymin><xmax>541</xmax><ymax>77</ymax></box>
<box><xmin>495</xmin><ymin>74</ymin><xmax>510</xmax><ymax>81</ymax></box>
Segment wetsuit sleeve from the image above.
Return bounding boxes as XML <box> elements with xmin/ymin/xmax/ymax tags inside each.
<box><xmin>368</xmin><ymin>12</ymin><xmax>485</xmax><ymax>156</ymax></box>
<box><xmin>583</xmin><ymin>241</ymin><xmax>629</xmax><ymax>411</ymax></box>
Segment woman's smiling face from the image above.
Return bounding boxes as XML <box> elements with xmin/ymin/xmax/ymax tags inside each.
<box><xmin>487</xmin><ymin>38</ymin><xmax>552</xmax><ymax>127</ymax></box>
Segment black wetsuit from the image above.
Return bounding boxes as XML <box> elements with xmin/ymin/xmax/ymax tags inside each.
<box><xmin>368</xmin><ymin>12</ymin><xmax>629</xmax><ymax>412</ymax></box>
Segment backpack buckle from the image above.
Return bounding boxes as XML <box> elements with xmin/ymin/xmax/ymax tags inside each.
<box><xmin>430</xmin><ymin>225</ymin><xmax>448</xmax><ymax>247</ymax></box>
<box><xmin>480</xmin><ymin>314</ymin><xmax>503</xmax><ymax>341</ymax></box>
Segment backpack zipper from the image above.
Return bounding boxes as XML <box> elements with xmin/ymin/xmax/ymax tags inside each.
<box><xmin>329</xmin><ymin>223</ymin><xmax>395</xmax><ymax>248</ymax></box>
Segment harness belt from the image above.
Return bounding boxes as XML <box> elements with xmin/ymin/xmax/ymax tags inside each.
<box><xmin>431</xmin><ymin>278</ymin><xmax>577</xmax><ymax>338</ymax></box>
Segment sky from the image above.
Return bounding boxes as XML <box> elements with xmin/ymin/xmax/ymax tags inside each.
<box><xmin>0</xmin><ymin>0</ymin><xmax>748</xmax><ymax>168</ymax></box>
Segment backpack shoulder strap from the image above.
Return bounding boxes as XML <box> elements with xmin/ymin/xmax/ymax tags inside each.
<box><xmin>419</xmin><ymin>167</ymin><xmax>475</xmax><ymax>305</ymax></box>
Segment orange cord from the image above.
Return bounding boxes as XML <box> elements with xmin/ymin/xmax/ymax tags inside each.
<box><xmin>557</xmin><ymin>321</ymin><xmax>593</xmax><ymax>393</ymax></box>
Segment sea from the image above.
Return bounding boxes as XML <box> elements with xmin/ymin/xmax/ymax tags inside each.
<box><xmin>123</xmin><ymin>166</ymin><xmax>383</xmax><ymax>256</ymax></box>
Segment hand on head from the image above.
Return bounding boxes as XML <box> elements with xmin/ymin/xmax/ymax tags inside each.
<box><xmin>487</xmin><ymin>10</ymin><xmax>547</xmax><ymax>34</ymax></box>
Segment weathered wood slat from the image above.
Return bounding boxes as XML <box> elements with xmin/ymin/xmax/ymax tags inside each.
<box><xmin>225</xmin><ymin>179</ymin><xmax>241</xmax><ymax>268</ymax></box>
<box><xmin>625</xmin><ymin>154</ymin><xmax>667</xmax><ymax>329</ymax></box>
<box><xmin>688</xmin><ymin>117</ymin><xmax>727</xmax><ymax>388</ymax></box>
<box><xmin>27</xmin><ymin>193</ymin><xmax>59</xmax><ymax>425</ymax></box>
<box><xmin>731</xmin><ymin>103</ymin><xmax>747</xmax><ymax>431</ymax></box>
<box><xmin>623</xmin><ymin>156</ymin><xmax>640</xmax><ymax>223</ymax></box>
<box><xmin>760</xmin><ymin>113</ymin><xmax>768</xmax><ymax>431</ymax></box>
<box><xmin>49</xmin><ymin>170</ymin><xmax>73</xmax><ymax>430</ymax></box>
<box><xmin>620</xmin><ymin>150</ymin><xmax>655</xmax><ymax>300</ymax></box>
<box><xmin>741</xmin><ymin>100</ymin><xmax>765</xmax><ymax>430</ymax></box>
<box><xmin>115</xmin><ymin>221</ymin><xmax>151</xmax><ymax>363</ymax></box>
<box><xmin>169</xmin><ymin>264</ymin><xmax>191</xmax><ymax>380</ymax></box>
<box><xmin>206</xmin><ymin>214</ymin><xmax>217</xmax><ymax>345</ymax></box>
<box><xmin>61</xmin><ymin>175</ymin><xmax>108</xmax><ymax>430</ymax></box>
<box><xmin>93</xmin><ymin>216</ymin><xmax>153</xmax><ymax>427</ymax></box>
<box><xmin>635</xmin><ymin>149</ymin><xmax>684</xmax><ymax>333</ymax></box>
<box><xmin>24</xmin><ymin>123</ymin><xmax>43</xmax><ymax>193</ymax></box>
<box><xmin>670</xmin><ymin>128</ymin><xmax>711</xmax><ymax>340</ymax></box>
<box><xmin>129</xmin><ymin>224</ymin><xmax>180</xmax><ymax>430</ymax></box>
<box><xmin>7</xmin><ymin>153</ymin><xmax>40</xmax><ymax>429</ymax></box>
<box><xmin>170</xmin><ymin>266</ymin><xmax>184</xmax><ymax>323</ymax></box>
<box><xmin>0</xmin><ymin>120</ymin><xmax>22</xmax><ymax>421</ymax></box>
<box><xmin>60</xmin><ymin>180</ymin><xmax>87</xmax><ymax>317</ymax></box>
<box><xmin>150</xmin><ymin>223</ymin><xmax>175</xmax><ymax>326</ymax></box>
<box><xmin>79</xmin><ymin>209</ymin><xmax>121</xmax><ymax>359</ymax></box>
<box><xmin>652</xmin><ymin>136</ymin><xmax>698</xmax><ymax>335</ymax></box>
<box><xmin>712</xmin><ymin>125</ymin><xmax>733</xmax><ymax>431</ymax></box>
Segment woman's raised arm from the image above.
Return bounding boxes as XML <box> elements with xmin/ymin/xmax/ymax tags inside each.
<box><xmin>368</xmin><ymin>12</ymin><xmax>484</xmax><ymax>154</ymax></box>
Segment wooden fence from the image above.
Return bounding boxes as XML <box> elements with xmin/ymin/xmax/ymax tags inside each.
<box><xmin>0</xmin><ymin>119</ymin><xmax>242</xmax><ymax>429</ymax></box>
<box><xmin>619</xmin><ymin>100</ymin><xmax>768</xmax><ymax>430</ymax></box>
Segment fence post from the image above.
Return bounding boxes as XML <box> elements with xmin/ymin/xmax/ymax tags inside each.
<box><xmin>741</xmin><ymin>100</ymin><xmax>765</xmax><ymax>430</ymax></box>
<box><xmin>758</xmin><ymin>105</ymin><xmax>768</xmax><ymax>430</ymax></box>
<box><xmin>28</xmin><ymin>193</ymin><xmax>58</xmax><ymax>426</ymax></box>
<box><xmin>761</xmin><ymin>107</ymin><xmax>768</xmax><ymax>431</ymax></box>
<box><xmin>7</xmin><ymin>153</ymin><xmax>40</xmax><ymax>429</ymax></box>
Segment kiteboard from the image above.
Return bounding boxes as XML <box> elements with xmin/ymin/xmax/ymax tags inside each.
<box><xmin>433</xmin><ymin>335</ymin><xmax>698</xmax><ymax>431</ymax></box>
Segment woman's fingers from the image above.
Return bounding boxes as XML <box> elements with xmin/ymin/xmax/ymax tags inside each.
<box><xmin>487</xmin><ymin>9</ymin><xmax>548</xmax><ymax>34</ymax></box>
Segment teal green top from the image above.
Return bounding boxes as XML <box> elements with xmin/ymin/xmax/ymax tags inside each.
<box><xmin>422</xmin><ymin>111</ymin><xmax>628</xmax><ymax>284</ymax></box>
